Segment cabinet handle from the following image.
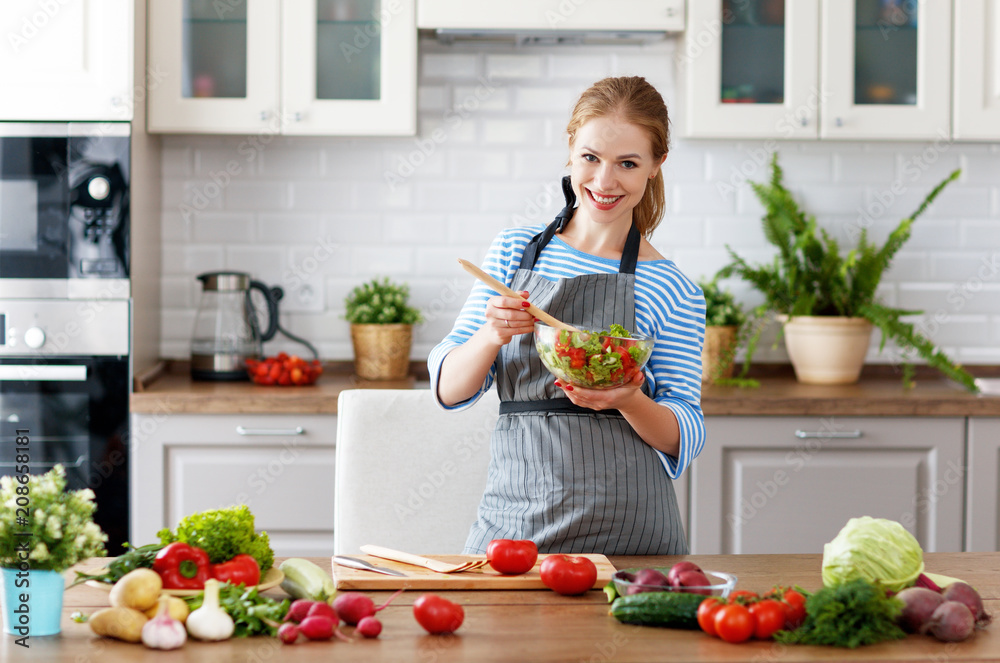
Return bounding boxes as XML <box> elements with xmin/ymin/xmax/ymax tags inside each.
<box><xmin>293</xmin><ymin>112</ymin><xmax>303</xmax><ymax>122</ymax></box>
<box><xmin>800</xmin><ymin>117</ymin><xmax>808</xmax><ymax>127</ymax></box>
<box><xmin>794</xmin><ymin>429</ymin><xmax>862</xmax><ymax>439</ymax></box>
<box><xmin>260</xmin><ymin>111</ymin><xmax>270</xmax><ymax>121</ymax></box>
<box><xmin>835</xmin><ymin>117</ymin><xmax>844</xmax><ymax>128</ymax></box>
<box><xmin>236</xmin><ymin>426</ymin><xmax>305</xmax><ymax>436</ymax></box>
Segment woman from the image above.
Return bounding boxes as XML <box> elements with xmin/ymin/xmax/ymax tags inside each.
<box><xmin>428</xmin><ymin>76</ymin><xmax>706</xmax><ymax>556</ymax></box>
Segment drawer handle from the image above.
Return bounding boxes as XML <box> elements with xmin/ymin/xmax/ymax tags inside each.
<box><xmin>236</xmin><ymin>426</ymin><xmax>305</xmax><ymax>436</ymax></box>
<box><xmin>795</xmin><ymin>429</ymin><xmax>862</xmax><ymax>439</ymax></box>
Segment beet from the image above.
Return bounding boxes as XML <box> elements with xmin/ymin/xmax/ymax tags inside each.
<box><xmin>896</xmin><ymin>587</ymin><xmax>946</xmax><ymax>633</ymax></box>
<box><xmin>920</xmin><ymin>601</ymin><xmax>976</xmax><ymax>642</ymax></box>
<box><xmin>942</xmin><ymin>582</ymin><xmax>992</xmax><ymax>627</ymax></box>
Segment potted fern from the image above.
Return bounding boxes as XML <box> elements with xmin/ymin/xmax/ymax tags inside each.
<box><xmin>344</xmin><ymin>277</ymin><xmax>423</xmax><ymax>380</ymax></box>
<box><xmin>721</xmin><ymin>154</ymin><xmax>978</xmax><ymax>392</ymax></box>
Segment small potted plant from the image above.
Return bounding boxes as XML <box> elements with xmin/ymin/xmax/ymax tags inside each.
<box><xmin>721</xmin><ymin>153</ymin><xmax>977</xmax><ymax>391</ymax></box>
<box><xmin>344</xmin><ymin>276</ymin><xmax>423</xmax><ymax>380</ymax></box>
<box><xmin>0</xmin><ymin>465</ymin><xmax>107</xmax><ymax>636</ymax></box>
<box><xmin>698</xmin><ymin>277</ymin><xmax>751</xmax><ymax>385</ymax></box>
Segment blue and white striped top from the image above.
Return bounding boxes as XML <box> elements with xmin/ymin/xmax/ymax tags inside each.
<box><xmin>428</xmin><ymin>224</ymin><xmax>707</xmax><ymax>479</ymax></box>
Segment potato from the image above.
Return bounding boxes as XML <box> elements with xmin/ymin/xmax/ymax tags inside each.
<box><xmin>144</xmin><ymin>594</ymin><xmax>190</xmax><ymax>623</ymax></box>
<box><xmin>89</xmin><ymin>607</ymin><xmax>149</xmax><ymax>643</ymax></box>
<box><xmin>109</xmin><ymin>568</ymin><xmax>162</xmax><ymax>611</ymax></box>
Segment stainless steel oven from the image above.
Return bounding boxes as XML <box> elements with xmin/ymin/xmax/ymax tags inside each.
<box><xmin>0</xmin><ymin>300</ymin><xmax>130</xmax><ymax>554</ymax></box>
<box><xmin>0</xmin><ymin>123</ymin><xmax>129</xmax><ymax>299</ymax></box>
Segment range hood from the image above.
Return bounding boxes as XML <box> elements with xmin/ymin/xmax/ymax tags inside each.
<box><xmin>417</xmin><ymin>0</ymin><xmax>685</xmax><ymax>44</ymax></box>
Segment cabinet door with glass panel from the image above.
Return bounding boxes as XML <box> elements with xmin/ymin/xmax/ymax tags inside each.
<box><xmin>953</xmin><ymin>0</ymin><xmax>1000</xmax><ymax>140</ymax></box>
<box><xmin>281</xmin><ymin>0</ymin><xmax>416</xmax><ymax>136</ymax></box>
<box><xmin>147</xmin><ymin>0</ymin><xmax>281</xmax><ymax>133</ymax></box>
<box><xmin>820</xmin><ymin>0</ymin><xmax>951</xmax><ymax>140</ymax></box>
<box><xmin>683</xmin><ymin>0</ymin><xmax>820</xmax><ymax>139</ymax></box>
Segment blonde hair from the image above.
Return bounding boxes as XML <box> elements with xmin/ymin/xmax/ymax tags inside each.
<box><xmin>566</xmin><ymin>76</ymin><xmax>670</xmax><ymax>238</ymax></box>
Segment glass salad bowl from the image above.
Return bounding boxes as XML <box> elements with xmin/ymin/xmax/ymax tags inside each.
<box><xmin>612</xmin><ymin>569</ymin><xmax>737</xmax><ymax>598</ymax></box>
<box><xmin>534</xmin><ymin>322</ymin><xmax>654</xmax><ymax>390</ymax></box>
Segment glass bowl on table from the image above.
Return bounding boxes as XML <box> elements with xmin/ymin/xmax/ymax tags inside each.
<box><xmin>612</xmin><ymin>569</ymin><xmax>737</xmax><ymax>598</ymax></box>
<box><xmin>533</xmin><ymin>322</ymin><xmax>654</xmax><ymax>390</ymax></box>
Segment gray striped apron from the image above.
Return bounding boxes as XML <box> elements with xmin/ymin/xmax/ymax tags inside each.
<box><xmin>463</xmin><ymin>177</ymin><xmax>688</xmax><ymax>556</ymax></box>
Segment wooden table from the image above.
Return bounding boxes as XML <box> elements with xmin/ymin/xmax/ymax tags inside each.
<box><xmin>6</xmin><ymin>553</ymin><xmax>999</xmax><ymax>662</ymax></box>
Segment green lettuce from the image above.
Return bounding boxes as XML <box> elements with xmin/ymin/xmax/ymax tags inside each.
<box><xmin>821</xmin><ymin>517</ymin><xmax>924</xmax><ymax>593</ymax></box>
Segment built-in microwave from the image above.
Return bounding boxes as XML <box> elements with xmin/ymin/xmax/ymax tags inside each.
<box><xmin>0</xmin><ymin>123</ymin><xmax>130</xmax><ymax>299</ymax></box>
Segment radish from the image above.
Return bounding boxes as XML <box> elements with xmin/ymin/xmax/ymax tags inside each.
<box><xmin>306</xmin><ymin>602</ymin><xmax>339</xmax><ymax>624</ymax></box>
<box><xmin>284</xmin><ymin>599</ymin><xmax>318</xmax><ymax>623</ymax></box>
<box><xmin>895</xmin><ymin>587</ymin><xmax>945</xmax><ymax>633</ymax></box>
<box><xmin>298</xmin><ymin>616</ymin><xmax>335</xmax><ymax>641</ymax></box>
<box><xmin>356</xmin><ymin>616</ymin><xmax>382</xmax><ymax>638</ymax></box>
<box><xmin>942</xmin><ymin>582</ymin><xmax>992</xmax><ymax>627</ymax></box>
<box><xmin>277</xmin><ymin>623</ymin><xmax>300</xmax><ymax>644</ymax></box>
<box><xmin>333</xmin><ymin>588</ymin><xmax>404</xmax><ymax>625</ymax></box>
<box><xmin>921</xmin><ymin>601</ymin><xmax>976</xmax><ymax>642</ymax></box>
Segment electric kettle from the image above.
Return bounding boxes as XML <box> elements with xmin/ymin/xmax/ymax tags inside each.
<box><xmin>190</xmin><ymin>271</ymin><xmax>280</xmax><ymax>381</ymax></box>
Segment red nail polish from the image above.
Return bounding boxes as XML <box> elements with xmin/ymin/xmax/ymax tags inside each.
<box><xmin>566</xmin><ymin>385</ymin><xmax>574</xmax><ymax>391</ymax></box>
<box><xmin>521</xmin><ymin>301</ymin><xmax>530</xmax><ymax>307</ymax></box>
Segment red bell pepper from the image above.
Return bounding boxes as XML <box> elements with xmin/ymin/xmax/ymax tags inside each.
<box><xmin>153</xmin><ymin>542</ymin><xmax>211</xmax><ymax>590</ymax></box>
<box><xmin>210</xmin><ymin>553</ymin><xmax>261</xmax><ymax>586</ymax></box>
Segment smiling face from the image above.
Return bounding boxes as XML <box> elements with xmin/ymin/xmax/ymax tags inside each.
<box><xmin>568</xmin><ymin>114</ymin><xmax>665</xmax><ymax>229</ymax></box>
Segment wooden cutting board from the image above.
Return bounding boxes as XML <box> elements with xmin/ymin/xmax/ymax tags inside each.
<box><xmin>331</xmin><ymin>554</ymin><xmax>616</xmax><ymax>590</ymax></box>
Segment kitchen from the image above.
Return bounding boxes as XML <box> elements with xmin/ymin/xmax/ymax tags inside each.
<box><xmin>2</xmin><ymin>0</ymin><xmax>1000</xmax><ymax>660</ymax></box>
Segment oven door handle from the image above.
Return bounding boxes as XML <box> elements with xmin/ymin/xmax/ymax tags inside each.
<box><xmin>0</xmin><ymin>454</ymin><xmax>87</xmax><ymax>469</ymax></box>
<box><xmin>0</xmin><ymin>365</ymin><xmax>88</xmax><ymax>381</ymax></box>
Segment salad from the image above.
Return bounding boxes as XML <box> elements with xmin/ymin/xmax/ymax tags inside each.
<box><xmin>535</xmin><ymin>323</ymin><xmax>654</xmax><ymax>389</ymax></box>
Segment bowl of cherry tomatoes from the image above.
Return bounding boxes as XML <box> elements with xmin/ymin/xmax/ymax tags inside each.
<box><xmin>246</xmin><ymin>353</ymin><xmax>323</xmax><ymax>386</ymax></box>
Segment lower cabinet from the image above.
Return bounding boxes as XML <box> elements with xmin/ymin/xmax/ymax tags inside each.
<box><xmin>131</xmin><ymin>413</ymin><xmax>336</xmax><ymax>557</ymax></box>
<box><xmin>966</xmin><ymin>417</ymin><xmax>1000</xmax><ymax>551</ymax></box>
<box><xmin>690</xmin><ymin>417</ymin><xmax>965</xmax><ymax>555</ymax></box>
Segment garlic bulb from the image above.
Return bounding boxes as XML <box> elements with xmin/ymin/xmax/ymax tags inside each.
<box><xmin>186</xmin><ymin>579</ymin><xmax>235</xmax><ymax>641</ymax></box>
<box><xmin>141</xmin><ymin>596</ymin><xmax>187</xmax><ymax>650</ymax></box>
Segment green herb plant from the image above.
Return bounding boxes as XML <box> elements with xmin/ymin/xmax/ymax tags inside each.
<box><xmin>184</xmin><ymin>582</ymin><xmax>290</xmax><ymax>637</ymax></box>
<box><xmin>157</xmin><ymin>504</ymin><xmax>274</xmax><ymax>572</ymax></box>
<box><xmin>344</xmin><ymin>276</ymin><xmax>423</xmax><ymax>325</ymax></box>
<box><xmin>697</xmin><ymin>277</ymin><xmax>760</xmax><ymax>388</ymax></box>
<box><xmin>775</xmin><ymin>578</ymin><xmax>906</xmax><ymax>649</ymax></box>
<box><xmin>720</xmin><ymin>153</ymin><xmax>978</xmax><ymax>392</ymax></box>
<box><xmin>0</xmin><ymin>465</ymin><xmax>107</xmax><ymax>572</ymax></box>
<box><xmin>69</xmin><ymin>542</ymin><xmax>164</xmax><ymax>587</ymax></box>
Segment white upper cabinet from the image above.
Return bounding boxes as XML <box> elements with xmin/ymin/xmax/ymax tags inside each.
<box><xmin>147</xmin><ymin>0</ymin><xmax>416</xmax><ymax>136</ymax></box>
<box><xmin>683</xmin><ymin>0</ymin><xmax>956</xmax><ymax>141</ymax></box>
<box><xmin>953</xmin><ymin>0</ymin><xmax>1000</xmax><ymax>140</ymax></box>
<box><xmin>820</xmin><ymin>0</ymin><xmax>951</xmax><ymax>140</ymax></box>
<box><xmin>0</xmin><ymin>0</ymin><xmax>134</xmax><ymax>121</ymax></box>
<box><xmin>684</xmin><ymin>0</ymin><xmax>820</xmax><ymax>139</ymax></box>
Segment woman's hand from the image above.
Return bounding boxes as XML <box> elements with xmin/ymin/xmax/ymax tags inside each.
<box><xmin>483</xmin><ymin>290</ymin><xmax>535</xmax><ymax>345</ymax></box>
<box><xmin>554</xmin><ymin>370</ymin><xmax>646</xmax><ymax>411</ymax></box>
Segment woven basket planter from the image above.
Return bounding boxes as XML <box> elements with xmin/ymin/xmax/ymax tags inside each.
<box><xmin>701</xmin><ymin>325</ymin><xmax>739</xmax><ymax>384</ymax></box>
<box><xmin>350</xmin><ymin>323</ymin><xmax>413</xmax><ymax>380</ymax></box>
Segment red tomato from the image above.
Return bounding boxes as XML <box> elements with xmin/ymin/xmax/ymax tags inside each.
<box><xmin>749</xmin><ymin>599</ymin><xmax>786</xmax><ymax>639</ymax></box>
<box><xmin>697</xmin><ymin>597</ymin><xmax>726</xmax><ymax>637</ymax></box>
<box><xmin>727</xmin><ymin>589</ymin><xmax>759</xmax><ymax>604</ymax></box>
<box><xmin>538</xmin><ymin>555</ymin><xmax>597</xmax><ymax>596</ymax></box>
<box><xmin>714</xmin><ymin>604</ymin><xmax>754</xmax><ymax>644</ymax></box>
<box><xmin>413</xmin><ymin>594</ymin><xmax>464</xmax><ymax>635</ymax></box>
<box><xmin>779</xmin><ymin>588</ymin><xmax>806</xmax><ymax>629</ymax></box>
<box><xmin>486</xmin><ymin>539</ymin><xmax>538</xmax><ymax>575</ymax></box>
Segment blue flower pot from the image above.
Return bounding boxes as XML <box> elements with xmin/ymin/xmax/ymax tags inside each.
<box><xmin>1</xmin><ymin>567</ymin><xmax>65</xmax><ymax>636</ymax></box>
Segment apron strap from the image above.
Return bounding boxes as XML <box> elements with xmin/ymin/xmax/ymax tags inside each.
<box><xmin>499</xmin><ymin>397</ymin><xmax>623</xmax><ymax>417</ymax></box>
<box><xmin>518</xmin><ymin>176</ymin><xmax>642</xmax><ymax>275</ymax></box>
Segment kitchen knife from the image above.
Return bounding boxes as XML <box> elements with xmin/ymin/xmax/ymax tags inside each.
<box><xmin>333</xmin><ymin>555</ymin><xmax>408</xmax><ymax>577</ymax></box>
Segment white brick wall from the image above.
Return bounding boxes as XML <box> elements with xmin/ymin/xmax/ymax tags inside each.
<box><xmin>160</xmin><ymin>39</ymin><xmax>1000</xmax><ymax>366</ymax></box>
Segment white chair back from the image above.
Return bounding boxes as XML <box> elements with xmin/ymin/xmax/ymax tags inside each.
<box><xmin>334</xmin><ymin>388</ymin><xmax>499</xmax><ymax>554</ymax></box>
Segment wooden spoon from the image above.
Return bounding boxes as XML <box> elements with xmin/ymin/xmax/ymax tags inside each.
<box><xmin>457</xmin><ymin>258</ymin><xmax>580</xmax><ymax>332</ymax></box>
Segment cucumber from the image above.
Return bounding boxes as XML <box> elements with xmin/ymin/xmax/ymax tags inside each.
<box><xmin>610</xmin><ymin>591</ymin><xmax>707</xmax><ymax>629</ymax></box>
<box><xmin>279</xmin><ymin>558</ymin><xmax>337</xmax><ymax>603</ymax></box>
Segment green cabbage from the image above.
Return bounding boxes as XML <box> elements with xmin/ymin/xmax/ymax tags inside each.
<box><xmin>821</xmin><ymin>517</ymin><xmax>924</xmax><ymax>593</ymax></box>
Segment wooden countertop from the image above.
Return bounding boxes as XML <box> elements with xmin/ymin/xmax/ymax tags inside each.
<box><xmin>131</xmin><ymin>361</ymin><xmax>1000</xmax><ymax>417</ymax></box>
<box><xmin>16</xmin><ymin>553</ymin><xmax>1000</xmax><ymax>662</ymax></box>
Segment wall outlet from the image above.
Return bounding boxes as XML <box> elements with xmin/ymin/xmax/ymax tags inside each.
<box><xmin>280</xmin><ymin>276</ymin><xmax>325</xmax><ymax>313</ymax></box>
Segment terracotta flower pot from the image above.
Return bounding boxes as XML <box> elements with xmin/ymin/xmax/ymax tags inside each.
<box><xmin>350</xmin><ymin>323</ymin><xmax>413</xmax><ymax>380</ymax></box>
<box><xmin>702</xmin><ymin>325</ymin><xmax>739</xmax><ymax>383</ymax></box>
<box><xmin>779</xmin><ymin>316</ymin><xmax>873</xmax><ymax>385</ymax></box>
